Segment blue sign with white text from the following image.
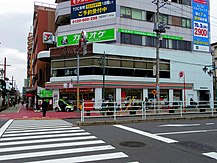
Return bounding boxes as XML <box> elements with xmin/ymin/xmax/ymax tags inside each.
<box><xmin>192</xmin><ymin>0</ymin><xmax>210</xmax><ymax>52</ymax></box>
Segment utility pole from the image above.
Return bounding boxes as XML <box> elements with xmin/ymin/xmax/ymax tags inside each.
<box><xmin>153</xmin><ymin>0</ymin><xmax>170</xmax><ymax>104</ymax></box>
<box><xmin>155</xmin><ymin>0</ymin><xmax>160</xmax><ymax>103</ymax></box>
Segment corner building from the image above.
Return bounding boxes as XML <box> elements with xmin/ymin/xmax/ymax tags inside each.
<box><xmin>47</xmin><ymin>0</ymin><xmax>212</xmax><ymax>106</ymax></box>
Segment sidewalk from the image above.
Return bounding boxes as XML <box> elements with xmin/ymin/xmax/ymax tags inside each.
<box><xmin>0</xmin><ymin>104</ymin><xmax>81</xmax><ymax>120</ymax></box>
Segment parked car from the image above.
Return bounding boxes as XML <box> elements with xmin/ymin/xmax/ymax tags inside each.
<box><xmin>53</xmin><ymin>99</ymin><xmax>74</xmax><ymax>112</ymax></box>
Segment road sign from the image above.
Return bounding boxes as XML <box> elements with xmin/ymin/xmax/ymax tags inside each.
<box><xmin>179</xmin><ymin>71</ymin><xmax>184</xmax><ymax>78</ymax></box>
<box><xmin>152</xmin><ymin>89</ymin><xmax>157</xmax><ymax>95</ymax></box>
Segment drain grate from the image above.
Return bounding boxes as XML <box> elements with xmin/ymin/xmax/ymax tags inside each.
<box><xmin>119</xmin><ymin>141</ymin><xmax>145</xmax><ymax>148</ymax></box>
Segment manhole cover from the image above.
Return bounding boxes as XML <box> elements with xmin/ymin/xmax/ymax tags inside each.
<box><xmin>119</xmin><ymin>141</ymin><xmax>145</xmax><ymax>148</ymax></box>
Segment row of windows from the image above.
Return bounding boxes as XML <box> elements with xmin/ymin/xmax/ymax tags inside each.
<box><xmin>121</xmin><ymin>33</ymin><xmax>192</xmax><ymax>51</ymax></box>
<box><xmin>52</xmin><ymin>56</ymin><xmax>170</xmax><ymax>70</ymax></box>
<box><xmin>53</xmin><ymin>67</ymin><xmax>170</xmax><ymax>78</ymax></box>
<box><xmin>120</xmin><ymin>6</ymin><xmax>191</xmax><ymax>29</ymax></box>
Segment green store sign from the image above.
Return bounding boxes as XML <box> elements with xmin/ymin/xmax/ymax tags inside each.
<box><xmin>39</xmin><ymin>90</ymin><xmax>53</xmax><ymax>98</ymax></box>
<box><xmin>57</xmin><ymin>28</ymin><xmax>116</xmax><ymax>47</ymax></box>
<box><xmin>118</xmin><ymin>28</ymin><xmax>183</xmax><ymax>40</ymax></box>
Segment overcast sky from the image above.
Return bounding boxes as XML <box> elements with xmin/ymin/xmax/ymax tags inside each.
<box><xmin>0</xmin><ymin>0</ymin><xmax>216</xmax><ymax>92</ymax></box>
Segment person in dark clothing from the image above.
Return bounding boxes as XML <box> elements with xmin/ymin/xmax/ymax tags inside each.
<box><xmin>41</xmin><ymin>99</ymin><xmax>48</xmax><ymax>117</ymax></box>
<box><xmin>190</xmin><ymin>98</ymin><xmax>197</xmax><ymax>108</ymax></box>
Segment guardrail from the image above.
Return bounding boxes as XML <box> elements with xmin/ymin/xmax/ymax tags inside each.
<box><xmin>80</xmin><ymin>100</ymin><xmax>217</xmax><ymax>122</ymax></box>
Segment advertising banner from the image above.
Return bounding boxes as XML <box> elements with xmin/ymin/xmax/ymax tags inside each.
<box><xmin>57</xmin><ymin>28</ymin><xmax>115</xmax><ymax>47</ymax></box>
<box><xmin>192</xmin><ymin>0</ymin><xmax>210</xmax><ymax>52</ymax></box>
<box><xmin>71</xmin><ymin>0</ymin><xmax>116</xmax><ymax>24</ymax></box>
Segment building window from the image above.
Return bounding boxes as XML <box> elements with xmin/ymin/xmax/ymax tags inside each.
<box><xmin>146</xmin><ymin>11</ymin><xmax>155</xmax><ymax>22</ymax></box>
<box><xmin>120</xmin><ymin>6</ymin><xmax>131</xmax><ymax>18</ymax></box>
<box><xmin>181</xmin><ymin>0</ymin><xmax>191</xmax><ymax>6</ymax></box>
<box><xmin>181</xmin><ymin>18</ymin><xmax>191</xmax><ymax>28</ymax></box>
<box><xmin>172</xmin><ymin>16</ymin><xmax>181</xmax><ymax>26</ymax></box>
<box><xmin>159</xmin><ymin>14</ymin><xmax>168</xmax><ymax>24</ymax></box>
<box><xmin>121</xmin><ymin>34</ymin><xmax>142</xmax><ymax>46</ymax></box>
<box><xmin>39</xmin><ymin>69</ymin><xmax>43</xmax><ymax>81</ymax></box>
<box><xmin>146</xmin><ymin>36</ymin><xmax>156</xmax><ymax>47</ymax></box>
<box><xmin>132</xmin><ymin>8</ymin><xmax>142</xmax><ymax>20</ymax></box>
<box><xmin>131</xmin><ymin>34</ymin><xmax>142</xmax><ymax>45</ymax></box>
<box><xmin>121</xmin><ymin>33</ymin><xmax>131</xmax><ymax>44</ymax></box>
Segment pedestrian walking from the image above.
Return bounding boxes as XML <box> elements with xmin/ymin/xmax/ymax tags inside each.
<box><xmin>41</xmin><ymin>99</ymin><xmax>48</xmax><ymax>117</ymax></box>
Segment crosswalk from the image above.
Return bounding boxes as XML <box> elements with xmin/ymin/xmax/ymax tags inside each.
<box><xmin>0</xmin><ymin>119</ymin><xmax>131</xmax><ymax>163</ymax></box>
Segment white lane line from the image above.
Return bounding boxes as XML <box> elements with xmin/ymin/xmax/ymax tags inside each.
<box><xmin>0</xmin><ymin>145</ymin><xmax>115</xmax><ymax>161</ymax></box>
<box><xmin>5</xmin><ymin>127</ymin><xmax>80</xmax><ymax>134</ymax></box>
<box><xmin>158</xmin><ymin>124</ymin><xmax>201</xmax><ymax>127</ymax></box>
<box><xmin>127</xmin><ymin>162</ymin><xmax>139</xmax><ymax>163</ymax></box>
<box><xmin>7</xmin><ymin>125</ymin><xmax>73</xmax><ymax>131</ymax></box>
<box><xmin>0</xmin><ymin>132</ymin><xmax>90</xmax><ymax>141</ymax></box>
<box><xmin>155</xmin><ymin>129</ymin><xmax>217</xmax><ymax>136</ymax></box>
<box><xmin>3</xmin><ymin>129</ymin><xmax>85</xmax><ymax>137</ymax></box>
<box><xmin>0</xmin><ymin>120</ymin><xmax>13</xmax><ymax>138</ymax></box>
<box><xmin>0</xmin><ymin>140</ymin><xmax>105</xmax><ymax>153</ymax></box>
<box><xmin>206</xmin><ymin>123</ymin><xmax>215</xmax><ymax>125</ymax></box>
<box><xmin>114</xmin><ymin>125</ymin><xmax>178</xmax><ymax>144</ymax></box>
<box><xmin>26</xmin><ymin>152</ymin><xmax>128</xmax><ymax>163</ymax></box>
<box><xmin>0</xmin><ymin>135</ymin><xmax>97</xmax><ymax>146</ymax></box>
<box><xmin>203</xmin><ymin>152</ymin><xmax>217</xmax><ymax>160</ymax></box>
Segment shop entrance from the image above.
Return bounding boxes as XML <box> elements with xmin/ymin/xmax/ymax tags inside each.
<box><xmin>199</xmin><ymin>90</ymin><xmax>210</xmax><ymax>101</ymax></box>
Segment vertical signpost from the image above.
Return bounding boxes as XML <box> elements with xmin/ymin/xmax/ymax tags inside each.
<box><xmin>179</xmin><ymin>71</ymin><xmax>186</xmax><ymax>113</ymax></box>
<box><xmin>77</xmin><ymin>31</ymin><xmax>87</xmax><ymax>111</ymax></box>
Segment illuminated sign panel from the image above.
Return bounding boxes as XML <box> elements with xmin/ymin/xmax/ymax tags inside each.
<box><xmin>71</xmin><ymin>0</ymin><xmax>116</xmax><ymax>24</ymax></box>
<box><xmin>192</xmin><ymin>0</ymin><xmax>210</xmax><ymax>52</ymax></box>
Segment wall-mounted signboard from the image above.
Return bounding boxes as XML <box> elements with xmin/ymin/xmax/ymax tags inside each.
<box><xmin>192</xmin><ymin>0</ymin><xmax>210</xmax><ymax>52</ymax></box>
<box><xmin>118</xmin><ymin>28</ymin><xmax>183</xmax><ymax>40</ymax></box>
<box><xmin>71</xmin><ymin>0</ymin><xmax>116</xmax><ymax>24</ymax></box>
<box><xmin>57</xmin><ymin>28</ymin><xmax>115</xmax><ymax>47</ymax></box>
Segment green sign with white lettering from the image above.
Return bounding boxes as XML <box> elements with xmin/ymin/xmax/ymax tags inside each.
<box><xmin>57</xmin><ymin>28</ymin><xmax>116</xmax><ymax>47</ymax></box>
<box><xmin>39</xmin><ymin>90</ymin><xmax>53</xmax><ymax>98</ymax></box>
<box><xmin>118</xmin><ymin>28</ymin><xmax>183</xmax><ymax>40</ymax></box>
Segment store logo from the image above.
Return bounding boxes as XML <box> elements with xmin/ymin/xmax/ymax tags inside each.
<box><xmin>71</xmin><ymin>0</ymin><xmax>96</xmax><ymax>6</ymax></box>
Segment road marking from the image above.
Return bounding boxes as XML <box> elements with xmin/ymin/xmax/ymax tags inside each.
<box><xmin>0</xmin><ymin>135</ymin><xmax>97</xmax><ymax>146</ymax></box>
<box><xmin>26</xmin><ymin>152</ymin><xmax>128</xmax><ymax>163</ymax></box>
<box><xmin>114</xmin><ymin>125</ymin><xmax>178</xmax><ymax>144</ymax></box>
<box><xmin>5</xmin><ymin>127</ymin><xmax>80</xmax><ymax>134</ymax></box>
<box><xmin>0</xmin><ymin>132</ymin><xmax>90</xmax><ymax>141</ymax></box>
<box><xmin>0</xmin><ymin>145</ymin><xmax>115</xmax><ymax>161</ymax></box>
<box><xmin>7</xmin><ymin>125</ymin><xmax>73</xmax><ymax>130</ymax></box>
<box><xmin>0</xmin><ymin>140</ymin><xmax>105</xmax><ymax>153</ymax></box>
<box><xmin>203</xmin><ymin>152</ymin><xmax>217</xmax><ymax>160</ymax></box>
<box><xmin>3</xmin><ymin>129</ymin><xmax>85</xmax><ymax>137</ymax></box>
<box><xmin>206</xmin><ymin>123</ymin><xmax>215</xmax><ymax>125</ymax></box>
<box><xmin>159</xmin><ymin>124</ymin><xmax>201</xmax><ymax>127</ymax></box>
<box><xmin>0</xmin><ymin>119</ymin><xmax>13</xmax><ymax>138</ymax></box>
<box><xmin>155</xmin><ymin>129</ymin><xmax>217</xmax><ymax>136</ymax></box>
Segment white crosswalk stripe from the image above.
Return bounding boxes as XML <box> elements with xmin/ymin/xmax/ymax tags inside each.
<box><xmin>0</xmin><ymin>119</ymin><xmax>131</xmax><ymax>163</ymax></box>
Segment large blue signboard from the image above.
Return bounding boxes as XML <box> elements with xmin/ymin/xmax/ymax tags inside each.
<box><xmin>192</xmin><ymin>0</ymin><xmax>210</xmax><ymax>52</ymax></box>
<box><xmin>71</xmin><ymin>0</ymin><xmax>116</xmax><ymax>24</ymax></box>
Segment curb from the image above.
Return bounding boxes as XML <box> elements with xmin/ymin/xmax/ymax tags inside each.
<box><xmin>76</xmin><ymin>115</ymin><xmax>217</xmax><ymax>126</ymax></box>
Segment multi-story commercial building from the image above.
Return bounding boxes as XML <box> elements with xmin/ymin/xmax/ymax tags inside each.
<box><xmin>25</xmin><ymin>2</ymin><xmax>56</xmax><ymax>109</ymax></box>
<box><xmin>46</xmin><ymin>0</ymin><xmax>212</xmax><ymax>107</ymax></box>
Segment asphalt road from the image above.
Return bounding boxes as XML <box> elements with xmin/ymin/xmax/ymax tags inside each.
<box><xmin>77</xmin><ymin>119</ymin><xmax>217</xmax><ymax>163</ymax></box>
<box><xmin>0</xmin><ymin>118</ymin><xmax>217</xmax><ymax>162</ymax></box>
